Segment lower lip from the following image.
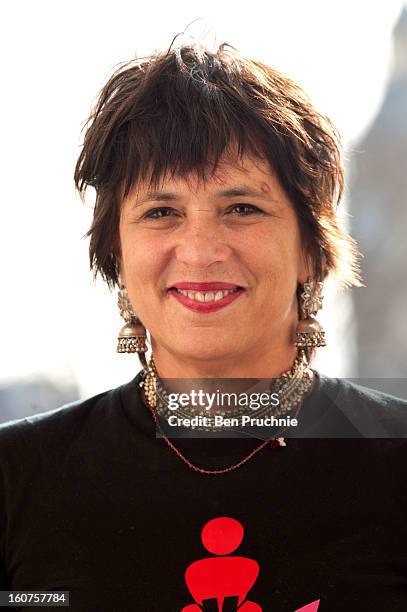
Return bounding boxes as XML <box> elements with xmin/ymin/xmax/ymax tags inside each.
<box><xmin>167</xmin><ymin>289</ymin><xmax>245</xmax><ymax>313</ymax></box>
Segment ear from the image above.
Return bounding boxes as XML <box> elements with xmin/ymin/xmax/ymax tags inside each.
<box><xmin>117</xmin><ymin>256</ymin><xmax>125</xmax><ymax>288</ymax></box>
<box><xmin>298</xmin><ymin>249</ymin><xmax>315</xmax><ymax>285</ymax></box>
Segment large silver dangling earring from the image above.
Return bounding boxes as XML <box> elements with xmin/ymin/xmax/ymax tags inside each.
<box><xmin>295</xmin><ymin>277</ymin><xmax>326</xmax><ymax>363</ymax></box>
<box><xmin>117</xmin><ymin>285</ymin><xmax>148</xmax><ymax>370</ymax></box>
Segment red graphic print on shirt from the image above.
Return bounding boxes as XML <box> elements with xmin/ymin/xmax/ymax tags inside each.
<box><xmin>182</xmin><ymin>516</ymin><xmax>261</xmax><ymax>611</ymax></box>
<box><xmin>181</xmin><ymin>517</ymin><xmax>320</xmax><ymax>612</ymax></box>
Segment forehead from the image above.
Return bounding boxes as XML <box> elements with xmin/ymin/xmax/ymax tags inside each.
<box><xmin>122</xmin><ymin>154</ymin><xmax>282</xmax><ymax>205</ymax></box>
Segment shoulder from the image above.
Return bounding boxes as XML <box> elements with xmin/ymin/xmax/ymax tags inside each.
<box><xmin>316</xmin><ymin>374</ymin><xmax>407</xmax><ymax>407</ymax></box>
<box><xmin>0</xmin><ymin>390</ymin><xmax>106</xmax><ymax>447</ymax></box>
<box><xmin>0</xmin><ymin>374</ymin><xmax>142</xmax><ymax>452</ymax></box>
<box><xmin>315</xmin><ymin>373</ymin><xmax>407</xmax><ymax>437</ymax></box>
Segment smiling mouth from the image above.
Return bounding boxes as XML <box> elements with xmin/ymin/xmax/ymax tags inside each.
<box><xmin>167</xmin><ymin>287</ymin><xmax>244</xmax><ymax>303</ymax></box>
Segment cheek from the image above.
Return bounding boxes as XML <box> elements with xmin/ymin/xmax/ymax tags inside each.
<box><xmin>254</xmin><ymin>232</ymin><xmax>299</xmax><ymax>273</ymax></box>
<box><xmin>121</xmin><ymin>236</ymin><xmax>162</xmax><ymax>292</ymax></box>
<box><xmin>251</xmin><ymin>230</ymin><xmax>302</xmax><ymax>302</ymax></box>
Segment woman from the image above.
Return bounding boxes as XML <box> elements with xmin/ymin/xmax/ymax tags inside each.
<box><xmin>0</xmin><ymin>42</ymin><xmax>406</xmax><ymax>611</ymax></box>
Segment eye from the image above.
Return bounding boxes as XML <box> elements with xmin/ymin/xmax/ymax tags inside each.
<box><xmin>227</xmin><ymin>204</ymin><xmax>264</xmax><ymax>216</ymax></box>
<box><xmin>143</xmin><ymin>207</ymin><xmax>180</xmax><ymax>220</ymax></box>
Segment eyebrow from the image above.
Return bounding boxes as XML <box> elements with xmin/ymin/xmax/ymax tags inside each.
<box><xmin>132</xmin><ymin>185</ymin><xmax>270</xmax><ymax>207</ymax></box>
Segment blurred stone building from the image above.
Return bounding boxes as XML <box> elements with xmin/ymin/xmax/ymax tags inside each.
<box><xmin>349</xmin><ymin>7</ymin><xmax>407</xmax><ymax>378</ymax></box>
<box><xmin>0</xmin><ymin>377</ymin><xmax>79</xmax><ymax>425</ymax></box>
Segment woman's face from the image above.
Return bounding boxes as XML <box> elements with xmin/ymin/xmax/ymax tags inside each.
<box><xmin>119</xmin><ymin>154</ymin><xmax>310</xmax><ymax>372</ymax></box>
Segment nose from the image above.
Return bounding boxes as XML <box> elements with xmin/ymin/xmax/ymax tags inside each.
<box><xmin>173</xmin><ymin>212</ymin><xmax>233</xmax><ymax>269</ymax></box>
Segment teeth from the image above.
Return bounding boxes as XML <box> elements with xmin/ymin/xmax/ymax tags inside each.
<box><xmin>176</xmin><ymin>288</ymin><xmax>238</xmax><ymax>302</ymax></box>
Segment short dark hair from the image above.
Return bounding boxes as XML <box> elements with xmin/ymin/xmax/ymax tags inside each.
<box><xmin>74</xmin><ymin>41</ymin><xmax>361</xmax><ymax>289</ymax></box>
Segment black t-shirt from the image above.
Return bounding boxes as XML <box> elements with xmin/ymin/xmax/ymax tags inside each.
<box><xmin>0</xmin><ymin>371</ymin><xmax>407</xmax><ymax>611</ymax></box>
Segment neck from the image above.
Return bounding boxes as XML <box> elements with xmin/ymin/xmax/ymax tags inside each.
<box><xmin>149</xmin><ymin>339</ymin><xmax>299</xmax><ymax>379</ymax></box>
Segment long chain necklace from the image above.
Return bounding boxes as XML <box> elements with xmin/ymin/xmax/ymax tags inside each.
<box><xmin>140</xmin><ymin>352</ymin><xmax>314</xmax><ymax>475</ymax></box>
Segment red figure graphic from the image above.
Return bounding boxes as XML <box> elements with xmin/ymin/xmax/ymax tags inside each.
<box><xmin>181</xmin><ymin>517</ymin><xmax>320</xmax><ymax>612</ymax></box>
<box><xmin>181</xmin><ymin>517</ymin><xmax>262</xmax><ymax>611</ymax></box>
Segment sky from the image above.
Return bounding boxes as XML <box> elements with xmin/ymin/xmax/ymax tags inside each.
<box><xmin>1</xmin><ymin>0</ymin><xmax>405</xmax><ymax>398</ymax></box>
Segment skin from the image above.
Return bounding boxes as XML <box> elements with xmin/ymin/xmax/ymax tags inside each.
<box><xmin>119</xmin><ymin>153</ymin><xmax>313</xmax><ymax>379</ymax></box>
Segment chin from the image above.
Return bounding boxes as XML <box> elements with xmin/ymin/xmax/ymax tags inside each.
<box><xmin>174</xmin><ymin>339</ymin><xmax>236</xmax><ymax>363</ymax></box>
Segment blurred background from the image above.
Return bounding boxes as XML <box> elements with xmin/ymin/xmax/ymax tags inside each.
<box><xmin>1</xmin><ymin>0</ymin><xmax>406</xmax><ymax>422</ymax></box>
